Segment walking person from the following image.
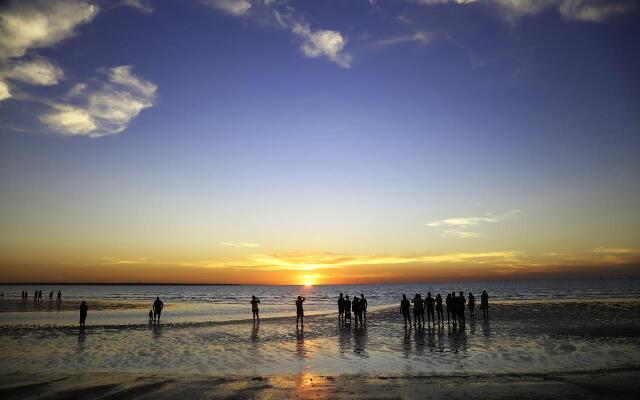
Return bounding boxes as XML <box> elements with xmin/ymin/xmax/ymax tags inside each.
<box><xmin>401</xmin><ymin>294</ymin><xmax>411</xmax><ymax>328</ymax></box>
<box><xmin>338</xmin><ymin>293</ymin><xmax>345</xmax><ymax>324</ymax></box>
<box><xmin>296</xmin><ymin>296</ymin><xmax>305</xmax><ymax>328</ymax></box>
<box><xmin>480</xmin><ymin>290</ymin><xmax>489</xmax><ymax>319</ymax></box>
<box><xmin>468</xmin><ymin>292</ymin><xmax>476</xmax><ymax>317</ymax></box>
<box><xmin>426</xmin><ymin>292</ymin><xmax>435</xmax><ymax>326</ymax></box>
<box><xmin>435</xmin><ymin>293</ymin><xmax>444</xmax><ymax>325</ymax></box>
<box><xmin>153</xmin><ymin>297</ymin><xmax>164</xmax><ymax>323</ymax></box>
<box><xmin>250</xmin><ymin>295</ymin><xmax>260</xmax><ymax>322</ymax></box>
<box><xmin>79</xmin><ymin>301</ymin><xmax>88</xmax><ymax>328</ymax></box>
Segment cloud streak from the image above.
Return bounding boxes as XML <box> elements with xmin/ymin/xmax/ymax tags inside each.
<box><xmin>220</xmin><ymin>242</ymin><xmax>262</xmax><ymax>248</ymax></box>
<box><xmin>426</xmin><ymin>209</ymin><xmax>520</xmax><ymax>238</ymax></box>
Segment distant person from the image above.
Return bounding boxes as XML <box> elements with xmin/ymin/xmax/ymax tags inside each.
<box><xmin>468</xmin><ymin>292</ymin><xmax>476</xmax><ymax>317</ymax></box>
<box><xmin>344</xmin><ymin>295</ymin><xmax>352</xmax><ymax>324</ymax></box>
<box><xmin>153</xmin><ymin>297</ymin><xmax>164</xmax><ymax>322</ymax></box>
<box><xmin>400</xmin><ymin>294</ymin><xmax>411</xmax><ymax>327</ymax></box>
<box><xmin>38</xmin><ymin>290</ymin><xmax>42</xmax><ymax>302</ymax></box>
<box><xmin>251</xmin><ymin>295</ymin><xmax>260</xmax><ymax>322</ymax></box>
<box><xmin>458</xmin><ymin>291</ymin><xmax>466</xmax><ymax>327</ymax></box>
<box><xmin>34</xmin><ymin>291</ymin><xmax>37</xmax><ymax>303</ymax></box>
<box><xmin>360</xmin><ymin>294</ymin><xmax>368</xmax><ymax>321</ymax></box>
<box><xmin>352</xmin><ymin>296</ymin><xmax>362</xmax><ymax>328</ymax></box>
<box><xmin>0</xmin><ymin>291</ymin><xmax>3</xmax><ymax>302</ymax></box>
<box><xmin>49</xmin><ymin>291</ymin><xmax>53</xmax><ymax>302</ymax></box>
<box><xmin>57</xmin><ymin>290</ymin><xmax>62</xmax><ymax>302</ymax></box>
<box><xmin>295</xmin><ymin>296</ymin><xmax>305</xmax><ymax>328</ymax></box>
<box><xmin>480</xmin><ymin>290</ymin><xmax>489</xmax><ymax>319</ymax></box>
<box><xmin>79</xmin><ymin>301</ymin><xmax>88</xmax><ymax>328</ymax></box>
<box><xmin>148</xmin><ymin>309</ymin><xmax>153</xmax><ymax>323</ymax></box>
<box><xmin>450</xmin><ymin>292</ymin><xmax>457</xmax><ymax>326</ymax></box>
<box><xmin>412</xmin><ymin>294</ymin><xmax>424</xmax><ymax>326</ymax></box>
<box><xmin>338</xmin><ymin>293</ymin><xmax>345</xmax><ymax>324</ymax></box>
<box><xmin>426</xmin><ymin>292</ymin><xmax>435</xmax><ymax>325</ymax></box>
<box><xmin>435</xmin><ymin>293</ymin><xmax>444</xmax><ymax>325</ymax></box>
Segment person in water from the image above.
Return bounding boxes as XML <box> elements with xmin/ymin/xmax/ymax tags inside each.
<box><xmin>426</xmin><ymin>292</ymin><xmax>435</xmax><ymax>326</ymax></box>
<box><xmin>344</xmin><ymin>295</ymin><xmax>352</xmax><ymax>324</ymax></box>
<box><xmin>79</xmin><ymin>301</ymin><xmax>88</xmax><ymax>328</ymax></box>
<box><xmin>412</xmin><ymin>294</ymin><xmax>424</xmax><ymax>326</ymax></box>
<box><xmin>480</xmin><ymin>290</ymin><xmax>489</xmax><ymax>319</ymax></box>
<box><xmin>352</xmin><ymin>296</ymin><xmax>362</xmax><ymax>328</ymax></box>
<box><xmin>450</xmin><ymin>292</ymin><xmax>457</xmax><ymax>326</ymax></box>
<box><xmin>57</xmin><ymin>290</ymin><xmax>62</xmax><ymax>302</ymax></box>
<box><xmin>148</xmin><ymin>310</ymin><xmax>153</xmax><ymax>323</ymax></box>
<box><xmin>153</xmin><ymin>297</ymin><xmax>164</xmax><ymax>322</ymax></box>
<box><xmin>435</xmin><ymin>293</ymin><xmax>444</xmax><ymax>325</ymax></box>
<box><xmin>400</xmin><ymin>294</ymin><xmax>411</xmax><ymax>327</ymax></box>
<box><xmin>457</xmin><ymin>291</ymin><xmax>466</xmax><ymax>328</ymax></box>
<box><xmin>338</xmin><ymin>293</ymin><xmax>345</xmax><ymax>324</ymax></box>
<box><xmin>468</xmin><ymin>292</ymin><xmax>476</xmax><ymax>317</ymax></box>
<box><xmin>295</xmin><ymin>296</ymin><xmax>305</xmax><ymax>328</ymax></box>
<box><xmin>251</xmin><ymin>295</ymin><xmax>261</xmax><ymax>322</ymax></box>
<box><xmin>49</xmin><ymin>291</ymin><xmax>53</xmax><ymax>302</ymax></box>
<box><xmin>360</xmin><ymin>294</ymin><xmax>368</xmax><ymax>321</ymax></box>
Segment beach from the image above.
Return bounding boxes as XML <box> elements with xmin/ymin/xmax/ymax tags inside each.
<box><xmin>1</xmin><ymin>286</ymin><xmax>640</xmax><ymax>399</ymax></box>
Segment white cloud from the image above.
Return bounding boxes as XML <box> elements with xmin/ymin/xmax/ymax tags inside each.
<box><xmin>121</xmin><ymin>0</ymin><xmax>154</xmax><ymax>13</ymax></box>
<box><xmin>292</xmin><ymin>23</ymin><xmax>351</xmax><ymax>68</ymax></box>
<box><xmin>592</xmin><ymin>247</ymin><xmax>640</xmax><ymax>254</ymax></box>
<box><xmin>426</xmin><ymin>209</ymin><xmax>520</xmax><ymax>238</ymax></box>
<box><xmin>1</xmin><ymin>58</ymin><xmax>64</xmax><ymax>86</ymax></box>
<box><xmin>376</xmin><ymin>31</ymin><xmax>432</xmax><ymax>48</ymax></box>
<box><xmin>0</xmin><ymin>80</ymin><xmax>11</xmax><ymax>101</ymax></box>
<box><xmin>0</xmin><ymin>0</ymin><xmax>98</xmax><ymax>59</ymax></box>
<box><xmin>220</xmin><ymin>242</ymin><xmax>262</xmax><ymax>248</ymax></box>
<box><xmin>39</xmin><ymin>65</ymin><xmax>157</xmax><ymax>137</ymax></box>
<box><xmin>202</xmin><ymin>0</ymin><xmax>253</xmax><ymax>16</ymax></box>
<box><xmin>413</xmin><ymin>0</ymin><xmax>635</xmax><ymax>23</ymax></box>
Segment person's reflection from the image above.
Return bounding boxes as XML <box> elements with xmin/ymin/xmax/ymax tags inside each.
<box><xmin>482</xmin><ymin>315</ymin><xmax>491</xmax><ymax>339</ymax></box>
<box><xmin>414</xmin><ymin>324</ymin><xmax>426</xmax><ymax>352</ymax></box>
<box><xmin>402</xmin><ymin>327</ymin><xmax>411</xmax><ymax>359</ymax></box>
<box><xmin>427</xmin><ymin>326</ymin><xmax>436</xmax><ymax>352</ymax></box>
<box><xmin>152</xmin><ymin>322</ymin><xmax>162</xmax><ymax>339</ymax></box>
<box><xmin>469</xmin><ymin>315</ymin><xmax>477</xmax><ymax>335</ymax></box>
<box><xmin>296</xmin><ymin>328</ymin><xmax>306</xmax><ymax>359</ymax></box>
<box><xmin>338</xmin><ymin>325</ymin><xmax>351</xmax><ymax>355</ymax></box>
<box><xmin>251</xmin><ymin>321</ymin><xmax>260</xmax><ymax>343</ymax></box>
<box><xmin>77</xmin><ymin>327</ymin><xmax>86</xmax><ymax>353</ymax></box>
<box><xmin>352</xmin><ymin>327</ymin><xmax>368</xmax><ymax>358</ymax></box>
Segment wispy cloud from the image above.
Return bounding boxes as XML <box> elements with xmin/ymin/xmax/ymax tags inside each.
<box><xmin>592</xmin><ymin>247</ymin><xmax>640</xmax><ymax>254</ymax></box>
<box><xmin>375</xmin><ymin>31</ymin><xmax>432</xmax><ymax>49</ymax></box>
<box><xmin>201</xmin><ymin>0</ymin><xmax>253</xmax><ymax>16</ymax></box>
<box><xmin>426</xmin><ymin>209</ymin><xmax>520</xmax><ymax>238</ymax></box>
<box><xmin>219</xmin><ymin>242</ymin><xmax>262</xmax><ymax>248</ymax></box>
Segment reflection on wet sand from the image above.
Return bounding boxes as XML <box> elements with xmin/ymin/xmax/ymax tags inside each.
<box><xmin>77</xmin><ymin>328</ymin><xmax>86</xmax><ymax>353</ymax></box>
<box><xmin>352</xmin><ymin>327</ymin><xmax>368</xmax><ymax>358</ymax></box>
<box><xmin>296</xmin><ymin>328</ymin><xmax>306</xmax><ymax>360</ymax></box>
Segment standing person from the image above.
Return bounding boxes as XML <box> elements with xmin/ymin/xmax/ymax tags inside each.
<box><xmin>352</xmin><ymin>296</ymin><xmax>361</xmax><ymax>328</ymax></box>
<box><xmin>480</xmin><ymin>290</ymin><xmax>489</xmax><ymax>319</ymax></box>
<box><xmin>49</xmin><ymin>291</ymin><xmax>53</xmax><ymax>302</ymax></box>
<box><xmin>250</xmin><ymin>295</ymin><xmax>260</xmax><ymax>322</ymax></box>
<box><xmin>344</xmin><ymin>295</ymin><xmax>352</xmax><ymax>324</ymax></box>
<box><xmin>360</xmin><ymin>294</ymin><xmax>368</xmax><ymax>321</ymax></box>
<box><xmin>148</xmin><ymin>309</ymin><xmax>154</xmax><ymax>323</ymax></box>
<box><xmin>426</xmin><ymin>292</ymin><xmax>435</xmax><ymax>326</ymax></box>
<box><xmin>295</xmin><ymin>296</ymin><xmax>305</xmax><ymax>328</ymax></box>
<box><xmin>79</xmin><ymin>301</ymin><xmax>88</xmax><ymax>328</ymax></box>
<box><xmin>412</xmin><ymin>294</ymin><xmax>424</xmax><ymax>327</ymax></box>
<box><xmin>57</xmin><ymin>290</ymin><xmax>62</xmax><ymax>302</ymax></box>
<box><xmin>435</xmin><ymin>293</ymin><xmax>444</xmax><ymax>325</ymax></box>
<box><xmin>38</xmin><ymin>291</ymin><xmax>42</xmax><ymax>302</ymax></box>
<box><xmin>458</xmin><ymin>291</ymin><xmax>466</xmax><ymax>328</ymax></box>
<box><xmin>450</xmin><ymin>292</ymin><xmax>457</xmax><ymax>326</ymax></box>
<box><xmin>0</xmin><ymin>291</ymin><xmax>3</xmax><ymax>302</ymax></box>
<box><xmin>153</xmin><ymin>297</ymin><xmax>164</xmax><ymax>323</ymax></box>
<box><xmin>338</xmin><ymin>293</ymin><xmax>345</xmax><ymax>324</ymax></box>
<box><xmin>33</xmin><ymin>291</ymin><xmax>38</xmax><ymax>303</ymax></box>
<box><xmin>468</xmin><ymin>292</ymin><xmax>476</xmax><ymax>317</ymax></box>
<box><xmin>401</xmin><ymin>294</ymin><xmax>411</xmax><ymax>328</ymax></box>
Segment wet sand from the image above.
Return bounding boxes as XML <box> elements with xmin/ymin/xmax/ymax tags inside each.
<box><xmin>0</xmin><ymin>368</ymin><xmax>638</xmax><ymax>399</ymax></box>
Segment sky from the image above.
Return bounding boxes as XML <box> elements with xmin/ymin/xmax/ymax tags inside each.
<box><xmin>0</xmin><ymin>0</ymin><xmax>639</xmax><ymax>285</ymax></box>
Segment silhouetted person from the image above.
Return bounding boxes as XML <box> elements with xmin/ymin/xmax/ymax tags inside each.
<box><xmin>251</xmin><ymin>295</ymin><xmax>260</xmax><ymax>322</ymax></box>
<box><xmin>296</xmin><ymin>296</ymin><xmax>305</xmax><ymax>328</ymax></box>
<box><xmin>344</xmin><ymin>295</ymin><xmax>352</xmax><ymax>324</ymax></box>
<box><xmin>153</xmin><ymin>297</ymin><xmax>164</xmax><ymax>322</ymax></box>
<box><xmin>352</xmin><ymin>296</ymin><xmax>362</xmax><ymax>328</ymax></box>
<box><xmin>33</xmin><ymin>291</ymin><xmax>37</xmax><ymax>303</ymax></box>
<box><xmin>468</xmin><ymin>292</ymin><xmax>476</xmax><ymax>317</ymax></box>
<box><xmin>480</xmin><ymin>290</ymin><xmax>489</xmax><ymax>319</ymax></box>
<box><xmin>458</xmin><ymin>291</ymin><xmax>466</xmax><ymax>327</ymax></box>
<box><xmin>148</xmin><ymin>309</ymin><xmax>153</xmax><ymax>323</ymax></box>
<box><xmin>435</xmin><ymin>293</ymin><xmax>443</xmax><ymax>325</ymax></box>
<box><xmin>450</xmin><ymin>292</ymin><xmax>457</xmax><ymax>326</ymax></box>
<box><xmin>426</xmin><ymin>292</ymin><xmax>435</xmax><ymax>325</ymax></box>
<box><xmin>338</xmin><ymin>293</ymin><xmax>345</xmax><ymax>324</ymax></box>
<box><xmin>57</xmin><ymin>290</ymin><xmax>62</xmax><ymax>302</ymax></box>
<box><xmin>360</xmin><ymin>294</ymin><xmax>368</xmax><ymax>321</ymax></box>
<box><xmin>79</xmin><ymin>301</ymin><xmax>88</xmax><ymax>328</ymax></box>
<box><xmin>49</xmin><ymin>291</ymin><xmax>53</xmax><ymax>302</ymax></box>
<box><xmin>0</xmin><ymin>291</ymin><xmax>3</xmax><ymax>302</ymax></box>
<box><xmin>38</xmin><ymin>290</ymin><xmax>42</xmax><ymax>302</ymax></box>
<box><xmin>412</xmin><ymin>294</ymin><xmax>424</xmax><ymax>326</ymax></box>
<box><xmin>400</xmin><ymin>294</ymin><xmax>411</xmax><ymax>327</ymax></box>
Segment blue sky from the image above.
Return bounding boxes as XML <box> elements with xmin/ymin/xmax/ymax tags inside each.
<box><xmin>0</xmin><ymin>0</ymin><xmax>639</xmax><ymax>283</ymax></box>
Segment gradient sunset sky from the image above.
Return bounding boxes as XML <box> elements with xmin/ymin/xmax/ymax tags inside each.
<box><xmin>1</xmin><ymin>0</ymin><xmax>639</xmax><ymax>285</ymax></box>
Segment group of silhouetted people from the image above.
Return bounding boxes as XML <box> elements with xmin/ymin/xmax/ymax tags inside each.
<box><xmin>402</xmin><ymin>290</ymin><xmax>489</xmax><ymax>329</ymax></box>
<box><xmin>337</xmin><ymin>293</ymin><xmax>368</xmax><ymax>328</ymax></box>
<box><xmin>18</xmin><ymin>290</ymin><xmax>62</xmax><ymax>303</ymax></box>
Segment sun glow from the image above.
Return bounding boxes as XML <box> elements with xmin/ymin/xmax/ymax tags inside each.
<box><xmin>304</xmin><ymin>280</ymin><xmax>313</xmax><ymax>287</ymax></box>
